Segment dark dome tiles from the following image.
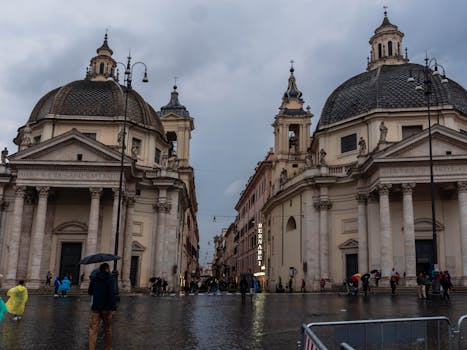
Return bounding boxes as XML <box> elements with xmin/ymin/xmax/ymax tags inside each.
<box><xmin>319</xmin><ymin>63</ymin><xmax>467</xmax><ymax>126</ymax></box>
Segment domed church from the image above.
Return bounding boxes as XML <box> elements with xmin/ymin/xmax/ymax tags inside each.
<box><xmin>0</xmin><ymin>35</ymin><xmax>199</xmax><ymax>291</ymax></box>
<box><xmin>262</xmin><ymin>11</ymin><xmax>467</xmax><ymax>290</ymax></box>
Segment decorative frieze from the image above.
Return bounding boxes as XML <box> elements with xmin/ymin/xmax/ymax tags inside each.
<box><xmin>377</xmin><ymin>183</ymin><xmax>392</xmax><ymax>196</ymax></box>
<box><xmin>401</xmin><ymin>183</ymin><xmax>416</xmax><ymax>194</ymax></box>
<box><xmin>458</xmin><ymin>182</ymin><xmax>467</xmax><ymax>193</ymax></box>
<box><xmin>154</xmin><ymin>201</ymin><xmax>171</xmax><ymax>213</ymax></box>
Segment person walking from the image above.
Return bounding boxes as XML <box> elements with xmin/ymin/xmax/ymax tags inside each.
<box><xmin>240</xmin><ymin>277</ymin><xmax>248</xmax><ymax>304</ymax></box>
<box><xmin>88</xmin><ymin>263</ymin><xmax>116</xmax><ymax>350</ymax></box>
<box><xmin>45</xmin><ymin>271</ymin><xmax>52</xmax><ymax>287</ymax></box>
<box><xmin>390</xmin><ymin>275</ymin><xmax>398</xmax><ymax>295</ymax></box>
<box><xmin>440</xmin><ymin>271</ymin><xmax>452</xmax><ymax>300</ymax></box>
<box><xmin>320</xmin><ymin>278</ymin><xmax>326</xmax><ymax>293</ymax></box>
<box><xmin>53</xmin><ymin>276</ymin><xmax>61</xmax><ymax>297</ymax></box>
<box><xmin>417</xmin><ymin>272</ymin><xmax>426</xmax><ymax>299</ymax></box>
<box><xmin>6</xmin><ymin>280</ymin><xmax>28</xmax><ymax>321</ymax></box>
<box><xmin>301</xmin><ymin>278</ymin><xmax>306</xmax><ymax>293</ymax></box>
<box><xmin>361</xmin><ymin>274</ymin><xmax>370</xmax><ymax>296</ymax></box>
<box><xmin>374</xmin><ymin>270</ymin><xmax>381</xmax><ymax>287</ymax></box>
<box><xmin>58</xmin><ymin>276</ymin><xmax>71</xmax><ymax>297</ymax></box>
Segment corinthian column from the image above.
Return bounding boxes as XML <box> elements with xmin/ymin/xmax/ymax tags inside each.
<box><xmin>109</xmin><ymin>188</ymin><xmax>120</xmax><ymax>254</ymax></box>
<box><xmin>378</xmin><ymin>184</ymin><xmax>393</xmax><ymax>277</ymax></box>
<box><xmin>356</xmin><ymin>193</ymin><xmax>368</xmax><ymax>274</ymax></box>
<box><xmin>122</xmin><ymin>196</ymin><xmax>135</xmax><ymax>290</ymax></box>
<box><xmin>84</xmin><ymin>188</ymin><xmax>102</xmax><ymax>282</ymax></box>
<box><xmin>154</xmin><ymin>190</ymin><xmax>171</xmax><ymax>277</ymax></box>
<box><xmin>402</xmin><ymin>183</ymin><xmax>416</xmax><ymax>282</ymax></box>
<box><xmin>319</xmin><ymin>200</ymin><xmax>331</xmax><ymax>279</ymax></box>
<box><xmin>5</xmin><ymin>186</ymin><xmax>27</xmax><ymax>286</ymax></box>
<box><xmin>28</xmin><ymin>186</ymin><xmax>50</xmax><ymax>288</ymax></box>
<box><xmin>458</xmin><ymin>182</ymin><xmax>467</xmax><ymax>283</ymax></box>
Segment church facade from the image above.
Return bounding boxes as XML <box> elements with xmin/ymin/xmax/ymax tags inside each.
<box><xmin>261</xmin><ymin>13</ymin><xmax>467</xmax><ymax>291</ymax></box>
<box><xmin>0</xmin><ymin>35</ymin><xmax>199</xmax><ymax>291</ymax></box>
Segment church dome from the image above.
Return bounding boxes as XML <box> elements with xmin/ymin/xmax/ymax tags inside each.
<box><xmin>319</xmin><ymin>63</ymin><xmax>467</xmax><ymax>127</ymax></box>
<box><xmin>27</xmin><ymin>34</ymin><xmax>164</xmax><ymax>134</ymax></box>
<box><xmin>27</xmin><ymin>79</ymin><xmax>163</xmax><ymax>132</ymax></box>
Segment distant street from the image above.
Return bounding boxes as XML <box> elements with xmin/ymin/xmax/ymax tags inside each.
<box><xmin>0</xmin><ymin>292</ymin><xmax>466</xmax><ymax>349</ymax></box>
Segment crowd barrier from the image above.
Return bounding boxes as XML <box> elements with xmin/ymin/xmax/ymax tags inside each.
<box><xmin>298</xmin><ymin>315</ymin><xmax>467</xmax><ymax>350</ymax></box>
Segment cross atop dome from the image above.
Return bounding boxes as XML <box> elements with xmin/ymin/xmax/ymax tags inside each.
<box><xmin>367</xmin><ymin>9</ymin><xmax>409</xmax><ymax>71</ymax></box>
<box><xmin>86</xmin><ymin>32</ymin><xmax>117</xmax><ymax>81</ymax></box>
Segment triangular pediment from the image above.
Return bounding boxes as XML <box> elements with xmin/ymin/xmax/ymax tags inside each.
<box><xmin>132</xmin><ymin>241</ymin><xmax>146</xmax><ymax>252</ymax></box>
<box><xmin>9</xmin><ymin>129</ymin><xmax>128</xmax><ymax>163</ymax></box>
<box><xmin>339</xmin><ymin>239</ymin><xmax>359</xmax><ymax>250</ymax></box>
<box><xmin>375</xmin><ymin>125</ymin><xmax>467</xmax><ymax>160</ymax></box>
<box><xmin>160</xmin><ymin>113</ymin><xmax>187</xmax><ymax>121</ymax></box>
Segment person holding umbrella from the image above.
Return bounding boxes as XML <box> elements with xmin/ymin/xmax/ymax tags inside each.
<box><xmin>350</xmin><ymin>273</ymin><xmax>361</xmax><ymax>296</ymax></box>
<box><xmin>88</xmin><ymin>262</ymin><xmax>116</xmax><ymax>350</ymax></box>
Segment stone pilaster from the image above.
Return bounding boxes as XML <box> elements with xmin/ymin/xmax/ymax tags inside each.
<box><xmin>83</xmin><ymin>187</ymin><xmax>102</xmax><ymax>285</ymax></box>
<box><xmin>154</xmin><ymin>192</ymin><xmax>171</xmax><ymax>278</ymax></box>
<box><xmin>28</xmin><ymin>186</ymin><xmax>50</xmax><ymax>288</ymax></box>
<box><xmin>109</xmin><ymin>188</ymin><xmax>121</xmax><ymax>255</ymax></box>
<box><xmin>458</xmin><ymin>182</ymin><xmax>467</xmax><ymax>284</ymax></box>
<box><xmin>356</xmin><ymin>193</ymin><xmax>368</xmax><ymax>274</ymax></box>
<box><xmin>122</xmin><ymin>196</ymin><xmax>135</xmax><ymax>290</ymax></box>
<box><xmin>0</xmin><ymin>199</ymin><xmax>9</xmax><ymax>272</ymax></box>
<box><xmin>378</xmin><ymin>184</ymin><xmax>393</xmax><ymax>278</ymax></box>
<box><xmin>5</xmin><ymin>186</ymin><xmax>27</xmax><ymax>287</ymax></box>
<box><xmin>318</xmin><ymin>199</ymin><xmax>331</xmax><ymax>280</ymax></box>
<box><xmin>402</xmin><ymin>183</ymin><xmax>416</xmax><ymax>284</ymax></box>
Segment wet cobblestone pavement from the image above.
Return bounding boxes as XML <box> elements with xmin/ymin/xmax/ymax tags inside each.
<box><xmin>0</xmin><ymin>292</ymin><xmax>466</xmax><ymax>349</ymax></box>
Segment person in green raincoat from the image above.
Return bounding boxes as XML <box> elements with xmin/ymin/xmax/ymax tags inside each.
<box><xmin>6</xmin><ymin>280</ymin><xmax>29</xmax><ymax>321</ymax></box>
<box><xmin>0</xmin><ymin>274</ymin><xmax>7</xmax><ymax>322</ymax></box>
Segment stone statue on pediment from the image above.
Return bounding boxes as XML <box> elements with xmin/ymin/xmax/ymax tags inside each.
<box><xmin>358</xmin><ymin>137</ymin><xmax>367</xmax><ymax>155</ymax></box>
<box><xmin>379</xmin><ymin>121</ymin><xmax>388</xmax><ymax>143</ymax></box>
<box><xmin>319</xmin><ymin>148</ymin><xmax>327</xmax><ymax>166</ymax></box>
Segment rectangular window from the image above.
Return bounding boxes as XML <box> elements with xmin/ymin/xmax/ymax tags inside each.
<box><xmin>132</xmin><ymin>138</ymin><xmax>142</xmax><ymax>155</ymax></box>
<box><xmin>154</xmin><ymin>148</ymin><xmax>161</xmax><ymax>164</ymax></box>
<box><xmin>33</xmin><ymin>135</ymin><xmax>41</xmax><ymax>144</ymax></box>
<box><xmin>402</xmin><ymin>125</ymin><xmax>423</xmax><ymax>139</ymax></box>
<box><xmin>340</xmin><ymin>133</ymin><xmax>357</xmax><ymax>153</ymax></box>
<box><xmin>82</xmin><ymin>132</ymin><xmax>97</xmax><ymax>140</ymax></box>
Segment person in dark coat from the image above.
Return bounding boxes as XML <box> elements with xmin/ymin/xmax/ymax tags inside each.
<box><xmin>88</xmin><ymin>263</ymin><xmax>116</xmax><ymax>350</ymax></box>
<box><xmin>240</xmin><ymin>277</ymin><xmax>248</xmax><ymax>304</ymax></box>
<box><xmin>440</xmin><ymin>271</ymin><xmax>452</xmax><ymax>300</ymax></box>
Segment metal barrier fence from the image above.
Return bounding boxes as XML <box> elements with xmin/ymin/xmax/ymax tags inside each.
<box><xmin>299</xmin><ymin>316</ymin><xmax>457</xmax><ymax>350</ymax></box>
<box><xmin>455</xmin><ymin>315</ymin><xmax>467</xmax><ymax>350</ymax></box>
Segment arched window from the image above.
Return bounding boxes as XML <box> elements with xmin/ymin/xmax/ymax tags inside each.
<box><xmin>388</xmin><ymin>41</ymin><xmax>393</xmax><ymax>57</ymax></box>
<box><xmin>378</xmin><ymin>43</ymin><xmax>382</xmax><ymax>58</ymax></box>
<box><xmin>99</xmin><ymin>62</ymin><xmax>105</xmax><ymax>74</ymax></box>
<box><xmin>286</xmin><ymin>216</ymin><xmax>296</xmax><ymax>232</ymax></box>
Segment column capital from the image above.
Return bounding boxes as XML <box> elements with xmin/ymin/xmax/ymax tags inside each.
<box><xmin>36</xmin><ymin>186</ymin><xmax>50</xmax><ymax>198</ymax></box>
<box><xmin>126</xmin><ymin>196</ymin><xmax>136</xmax><ymax>207</ymax></box>
<box><xmin>401</xmin><ymin>183</ymin><xmax>416</xmax><ymax>194</ymax></box>
<box><xmin>377</xmin><ymin>183</ymin><xmax>392</xmax><ymax>196</ymax></box>
<box><xmin>458</xmin><ymin>182</ymin><xmax>467</xmax><ymax>193</ymax></box>
<box><xmin>89</xmin><ymin>187</ymin><xmax>103</xmax><ymax>198</ymax></box>
<box><xmin>14</xmin><ymin>186</ymin><xmax>27</xmax><ymax>198</ymax></box>
<box><xmin>154</xmin><ymin>200</ymin><xmax>171</xmax><ymax>213</ymax></box>
<box><xmin>355</xmin><ymin>193</ymin><xmax>368</xmax><ymax>203</ymax></box>
<box><xmin>318</xmin><ymin>200</ymin><xmax>332</xmax><ymax>210</ymax></box>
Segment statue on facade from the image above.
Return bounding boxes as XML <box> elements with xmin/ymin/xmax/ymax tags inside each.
<box><xmin>117</xmin><ymin>128</ymin><xmax>124</xmax><ymax>146</ymax></box>
<box><xmin>305</xmin><ymin>149</ymin><xmax>313</xmax><ymax>168</ymax></box>
<box><xmin>131</xmin><ymin>144</ymin><xmax>138</xmax><ymax>159</ymax></box>
<box><xmin>21</xmin><ymin>124</ymin><xmax>32</xmax><ymax>147</ymax></box>
<box><xmin>279</xmin><ymin>168</ymin><xmax>288</xmax><ymax>185</ymax></box>
<box><xmin>161</xmin><ymin>151</ymin><xmax>168</xmax><ymax>169</ymax></box>
<box><xmin>379</xmin><ymin>121</ymin><xmax>388</xmax><ymax>143</ymax></box>
<box><xmin>358</xmin><ymin>137</ymin><xmax>367</xmax><ymax>155</ymax></box>
<box><xmin>1</xmin><ymin>147</ymin><xmax>8</xmax><ymax>165</ymax></box>
<box><xmin>319</xmin><ymin>148</ymin><xmax>327</xmax><ymax>166</ymax></box>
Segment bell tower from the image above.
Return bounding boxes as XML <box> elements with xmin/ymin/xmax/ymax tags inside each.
<box><xmin>367</xmin><ymin>8</ymin><xmax>409</xmax><ymax>71</ymax></box>
<box><xmin>273</xmin><ymin>64</ymin><xmax>312</xmax><ymax>163</ymax></box>
<box><xmin>159</xmin><ymin>84</ymin><xmax>194</xmax><ymax>168</ymax></box>
<box><xmin>86</xmin><ymin>33</ymin><xmax>117</xmax><ymax>81</ymax></box>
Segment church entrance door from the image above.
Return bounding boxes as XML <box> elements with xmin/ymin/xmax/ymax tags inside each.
<box><xmin>415</xmin><ymin>239</ymin><xmax>434</xmax><ymax>275</ymax></box>
<box><xmin>130</xmin><ymin>256</ymin><xmax>139</xmax><ymax>287</ymax></box>
<box><xmin>345</xmin><ymin>253</ymin><xmax>358</xmax><ymax>280</ymax></box>
<box><xmin>60</xmin><ymin>242</ymin><xmax>82</xmax><ymax>285</ymax></box>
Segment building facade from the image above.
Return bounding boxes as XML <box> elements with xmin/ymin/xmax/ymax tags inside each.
<box><xmin>261</xmin><ymin>13</ymin><xmax>467</xmax><ymax>291</ymax></box>
<box><xmin>234</xmin><ymin>150</ymin><xmax>273</xmax><ymax>287</ymax></box>
<box><xmin>0</xmin><ymin>35</ymin><xmax>199</xmax><ymax>291</ymax></box>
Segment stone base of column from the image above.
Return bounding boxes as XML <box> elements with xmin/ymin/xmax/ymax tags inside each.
<box><xmin>378</xmin><ymin>277</ymin><xmax>390</xmax><ymax>287</ymax></box>
<box><xmin>404</xmin><ymin>276</ymin><xmax>417</xmax><ymax>287</ymax></box>
<box><xmin>459</xmin><ymin>277</ymin><xmax>467</xmax><ymax>287</ymax></box>
<box><xmin>27</xmin><ymin>279</ymin><xmax>43</xmax><ymax>289</ymax></box>
<box><xmin>2</xmin><ymin>279</ymin><xmax>17</xmax><ymax>289</ymax></box>
<box><xmin>121</xmin><ymin>279</ymin><xmax>132</xmax><ymax>292</ymax></box>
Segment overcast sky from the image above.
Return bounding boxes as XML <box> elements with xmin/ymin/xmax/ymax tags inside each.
<box><xmin>1</xmin><ymin>0</ymin><xmax>466</xmax><ymax>266</ymax></box>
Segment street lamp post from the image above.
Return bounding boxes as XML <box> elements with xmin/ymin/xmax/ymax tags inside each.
<box><xmin>114</xmin><ymin>54</ymin><xmax>148</xmax><ymax>296</ymax></box>
<box><xmin>408</xmin><ymin>56</ymin><xmax>448</xmax><ymax>294</ymax></box>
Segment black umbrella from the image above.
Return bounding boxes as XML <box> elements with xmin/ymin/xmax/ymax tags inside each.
<box><xmin>79</xmin><ymin>253</ymin><xmax>121</xmax><ymax>265</ymax></box>
<box><xmin>370</xmin><ymin>269</ymin><xmax>379</xmax><ymax>274</ymax></box>
<box><xmin>362</xmin><ymin>273</ymin><xmax>371</xmax><ymax>279</ymax></box>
